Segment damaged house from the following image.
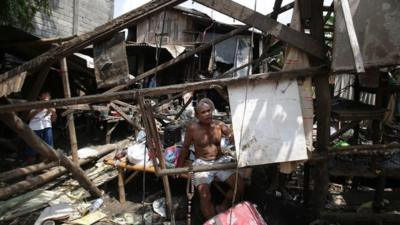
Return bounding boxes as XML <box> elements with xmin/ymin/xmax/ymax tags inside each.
<box><xmin>0</xmin><ymin>0</ymin><xmax>400</xmax><ymax>225</ymax></box>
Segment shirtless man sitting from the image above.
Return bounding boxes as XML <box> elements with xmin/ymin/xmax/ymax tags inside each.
<box><xmin>177</xmin><ymin>98</ymin><xmax>245</xmax><ymax>220</ymax></box>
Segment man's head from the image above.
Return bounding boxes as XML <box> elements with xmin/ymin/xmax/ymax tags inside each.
<box><xmin>195</xmin><ymin>98</ymin><xmax>215</xmax><ymax>124</ymax></box>
<box><xmin>39</xmin><ymin>92</ymin><xmax>51</xmax><ymax>101</ymax></box>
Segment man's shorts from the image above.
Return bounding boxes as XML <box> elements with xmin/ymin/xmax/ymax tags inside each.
<box><xmin>193</xmin><ymin>155</ymin><xmax>234</xmax><ymax>186</ymax></box>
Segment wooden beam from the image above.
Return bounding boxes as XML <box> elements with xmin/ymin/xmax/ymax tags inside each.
<box><xmin>0</xmin><ymin>162</ymin><xmax>56</xmax><ymax>182</ymax></box>
<box><xmin>157</xmin><ymin>162</ymin><xmax>237</xmax><ymax>176</ymax></box>
<box><xmin>193</xmin><ymin>0</ymin><xmax>326</xmax><ymax>59</ymax></box>
<box><xmin>0</xmin><ymin>35</ymin><xmax>77</xmax><ymax>49</ymax></box>
<box><xmin>0</xmin><ymin>113</ymin><xmax>102</xmax><ymax>199</ymax></box>
<box><xmin>106</xmin><ymin>26</ymin><xmax>250</xmax><ymax>93</ymax></box>
<box><xmin>109</xmin><ymin>102</ymin><xmax>140</xmax><ymax>130</ymax></box>
<box><xmin>0</xmin><ymin>66</ymin><xmax>327</xmax><ymax>113</ymax></box>
<box><xmin>320</xmin><ymin>212</ymin><xmax>400</xmax><ymax>224</ymax></box>
<box><xmin>0</xmin><ymin>0</ymin><xmax>185</xmax><ymax>83</ymax></box>
<box><xmin>328</xmin><ymin>143</ymin><xmax>400</xmax><ymax>153</ymax></box>
<box><xmin>138</xmin><ymin>99</ymin><xmax>175</xmax><ymax>223</ymax></box>
<box><xmin>308</xmin><ymin>0</ymin><xmax>330</xmax><ymax>212</ymax></box>
<box><xmin>340</xmin><ymin>0</ymin><xmax>365</xmax><ymax>73</ymax></box>
<box><xmin>60</xmin><ymin>58</ymin><xmax>79</xmax><ymax>164</ymax></box>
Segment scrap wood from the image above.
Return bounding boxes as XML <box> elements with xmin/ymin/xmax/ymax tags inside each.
<box><xmin>0</xmin><ymin>142</ymin><xmax>127</xmax><ymax>182</ymax></box>
<box><xmin>0</xmin><ymin>153</ymin><xmax>121</xmax><ymax>222</ymax></box>
<box><xmin>0</xmin><ymin>112</ymin><xmax>102</xmax><ymax>199</ymax></box>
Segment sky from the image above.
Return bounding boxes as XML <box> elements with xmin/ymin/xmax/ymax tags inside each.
<box><xmin>114</xmin><ymin>0</ymin><xmax>300</xmax><ymax>25</ymax></box>
<box><xmin>114</xmin><ymin>0</ymin><xmax>333</xmax><ymax>33</ymax></box>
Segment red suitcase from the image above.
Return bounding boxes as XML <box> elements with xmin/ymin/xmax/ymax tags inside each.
<box><xmin>203</xmin><ymin>201</ymin><xmax>267</xmax><ymax>225</ymax></box>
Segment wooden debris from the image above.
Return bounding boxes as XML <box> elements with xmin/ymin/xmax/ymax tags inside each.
<box><xmin>0</xmin><ymin>139</ymin><xmax>128</xmax><ymax>199</ymax></box>
<box><xmin>0</xmin><ymin>113</ymin><xmax>103</xmax><ymax>199</ymax></box>
<box><xmin>0</xmin><ymin>66</ymin><xmax>327</xmax><ymax>113</ymax></box>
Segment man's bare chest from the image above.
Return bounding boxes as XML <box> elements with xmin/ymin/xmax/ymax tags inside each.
<box><xmin>192</xmin><ymin>127</ymin><xmax>222</xmax><ymax>146</ymax></box>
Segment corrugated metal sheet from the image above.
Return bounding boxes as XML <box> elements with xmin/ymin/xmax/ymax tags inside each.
<box><xmin>332</xmin><ymin>0</ymin><xmax>400</xmax><ymax>72</ymax></box>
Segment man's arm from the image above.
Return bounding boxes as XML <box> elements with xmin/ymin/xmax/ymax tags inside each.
<box><xmin>220</xmin><ymin>121</ymin><xmax>234</xmax><ymax>143</ymax></box>
<box><xmin>177</xmin><ymin>123</ymin><xmax>193</xmax><ymax>168</ymax></box>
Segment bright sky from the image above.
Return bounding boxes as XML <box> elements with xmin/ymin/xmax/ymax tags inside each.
<box><xmin>113</xmin><ymin>0</ymin><xmax>294</xmax><ymax>24</ymax></box>
<box><xmin>114</xmin><ymin>0</ymin><xmax>332</xmax><ymax>25</ymax></box>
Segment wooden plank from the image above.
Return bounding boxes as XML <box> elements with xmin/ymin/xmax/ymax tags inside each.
<box><xmin>0</xmin><ymin>66</ymin><xmax>327</xmax><ymax>113</ymax></box>
<box><xmin>0</xmin><ymin>0</ymin><xmax>186</xmax><ymax>84</ymax></box>
<box><xmin>0</xmin><ymin>113</ymin><xmax>103</xmax><ymax>199</ymax></box>
<box><xmin>60</xmin><ymin>58</ymin><xmax>79</xmax><ymax>165</ymax></box>
<box><xmin>339</xmin><ymin>0</ymin><xmax>365</xmax><ymax>73</ymax></box>
<box><xmin>193</xmin><ymin>0</ymin><xmax>326</xmax><ymax>59</ymax></box>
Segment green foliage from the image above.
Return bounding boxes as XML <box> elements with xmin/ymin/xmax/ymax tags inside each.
<box><xmin>0</xmin><ymin>0</ymin><xmax>52</xmax><ymax>30</ymax></box>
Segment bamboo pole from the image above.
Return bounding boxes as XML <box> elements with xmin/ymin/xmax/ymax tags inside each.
<box><xmin>145</xmin><ymin>103</ymin><xmax>175</xmax><ymax>224</ymax></box>
<box><xmin>117</xmin><ymin>168</ymin><xmax>126</xmax><ymax>204</ymax></box>
<box><xmin>0</xmin><ymin>66</ymin><xmax>327</xmax><ymax>113</ymax></box>
<box><xmin>0</xmin><ymin>140</ymin><xmax>129</xmax><ymax>181</ymax></box>
<box><xmin>103</xmin><ymin>159</ymin><xmax>156</xmax><ymax>173</ymax></box>
<box><xmin>157</xmin><ymin>162</ymin><xmax>238</xmax><ymax>176</ymax></box>
<box><xmin>60</xmin><ymin>58</ymin><xmax>79</xmax><ymax>164</ymax></box>
<box><xmin>0</xmin><ymin>162</ymin><xmax>57</xmax><ymax>182</ymax></box>
<box><xmin>0</xmin><ymin>139</ymin><xmax>128</xmax><ymax>199</ymax></box>
<box><xmin>0</xmin><ymin>113</ymin><xmax>102</xmax><ymax>199</ymax></box>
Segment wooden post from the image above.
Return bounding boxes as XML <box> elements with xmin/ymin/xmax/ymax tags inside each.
<box><xmin>0</xmin><ymin>113</ymin><xmax>102</xmax><ymax>198</ymax></box>
<box><xmin>308</xmin><ymin>0</ymin><xmax>331</xmax><ymax>212</ymax></box>
<box><xmin>138</xmin><ymin>98</ymin><xmax>175</xmax><ymax>224</ymax></box>
<box><xmin>117</xmin><ymin>168</ymin><xmax>126</xmax><ymax>204</ymax></box>
<box><xmin>60</xmin><ymin>58</ymin><xmax>79</xmax><ymax>165</ymax></box>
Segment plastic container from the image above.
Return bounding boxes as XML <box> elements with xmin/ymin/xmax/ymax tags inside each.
<box><xmin>89</xmin><ymin>198</ymin><xmax>104</xmax><ymax>212</ymax></box>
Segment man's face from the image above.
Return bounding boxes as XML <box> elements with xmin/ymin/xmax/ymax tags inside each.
<box><xmin>196</xmin><ymin>103</ymin><xmax>213</xmax><ymax>124</ymax></box>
